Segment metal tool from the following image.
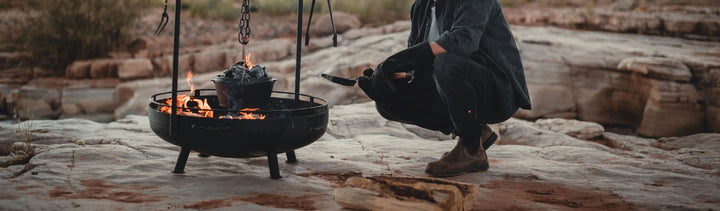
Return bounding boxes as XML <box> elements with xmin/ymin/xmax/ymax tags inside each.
<box><xmin>320</xmin><ymin>74</ymin><xmax>362</xmax><ymax>86</ymax></box>
<box><xmin>153</xmin><ymin>0</ymin><xmax>169</xmax><ymax>36</ymax></box>
<box><xmin>304</xmin><ymin>0</ymin><xmax>338</xmax><ymax>47</ymax></box>
<box><xmin>321</xmin><ymin>70</ymin><xmax>413</xmax><ymax>86</ymax></box>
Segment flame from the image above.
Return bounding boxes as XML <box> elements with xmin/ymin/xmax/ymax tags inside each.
<box><xmin>245</xmin><ymin>53</ymin><xmax>253</xmax><ymax>68</ymax></box>
<box><xmin>186</xmin><ymin>71</ymin><xmax>195</xmax><ymax>94</ymax></box>
<box><xmin>158</xmin><ymin>71</ymin><xmax>264</xmax><ymax>120</ymax></box>
<box><xmin>158</xmin><ymin>96</ymin><xmax>262</xmax><ymax>120</ymax></box>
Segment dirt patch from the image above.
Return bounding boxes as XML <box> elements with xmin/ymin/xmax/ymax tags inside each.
<box><xmin>373</xmin><ymin>160</ymin><xmax>389</xmax><ymax>166</ymax></box>
<box><xmin>184</xmin><ymin>198</ymin><xmax>242</xmax><ymax>210</ymax></box>
<box><xmin>15</xmin><ymin>185</ymin><xmax>41</xmax><ymax>191</ymax></box>
<box><xmin>240</xmin><ymin>193</ymin><xmax>318</xmax><ymax>210</ymax></box>
<box><xmin>473</xmin><ymin>180</ymin><xmax>635</xmax><ymax>210</ymax></box>
<box><xmin>48</xmin><ymin>180</ymin><xmax>164</xmax><ymax>203</ymax></box>
<box><xmin>296</xmin><ymin>171</ymin><xmax>362</xmax><ymax>186</ymax></box>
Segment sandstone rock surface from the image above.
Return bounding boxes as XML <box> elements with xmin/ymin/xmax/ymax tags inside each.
<box><xmin>0</xmin><ymin>102</ymin><xmax>718</xmax><ymax>210</ymax></box>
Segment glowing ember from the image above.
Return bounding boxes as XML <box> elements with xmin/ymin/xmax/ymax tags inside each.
<box><xmin>157</xmin><ymin>71</ymin><xmax>265</xmax><ymax>120</ymax></box>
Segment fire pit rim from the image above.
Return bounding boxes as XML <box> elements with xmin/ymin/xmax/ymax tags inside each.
<box><xmin>149</xmin><ymin>89</ymin><xmax>328</xmax><ymax>113</ymax></box>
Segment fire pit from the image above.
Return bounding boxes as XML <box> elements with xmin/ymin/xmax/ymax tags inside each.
<box><xmin>147</xmin><ymin>0</ymin><xmax>336</xmax><ymax>179</ymax></box>
<box><xmin>149</xmin><ymin>90</ymin><xmax>327</xmax><ymax>178</ymax></box>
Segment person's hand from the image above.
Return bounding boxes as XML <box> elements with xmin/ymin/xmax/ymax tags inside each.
<box><xmin>430</xmin><ymin>42</ymin><xmax>447</xmax><ymax>56</ymax></box>
<box><xmin>358</xmin><ymin>68</ymin><xmax>381</xmax><ymax>101</ymax></box>
<box><xmin>371</xmin><ymin>61</ymin><xmax>399</xmax><ymax>94</ymax></box>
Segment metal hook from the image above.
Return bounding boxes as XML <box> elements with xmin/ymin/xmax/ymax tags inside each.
<box><xmin>154</xmin><ymin>0</ymin><xmax>169</xmax><ymax>36</ymax></box>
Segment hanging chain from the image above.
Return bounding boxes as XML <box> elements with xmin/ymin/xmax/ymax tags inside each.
<box><xmin>238</xmin><ymin>0</ymin><xmax>251</xmax><ymax>45</ymax></box>
<box><xmin>238</xmin><ymin>0</ymin><xmax>252</xmax><ymax>70</ymax></box>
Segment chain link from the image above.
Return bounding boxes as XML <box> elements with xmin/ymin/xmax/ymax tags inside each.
<box><xmin>238</xmin><ymin>0</ymin><xmax>251</xmax><ymax>45</ymax></box>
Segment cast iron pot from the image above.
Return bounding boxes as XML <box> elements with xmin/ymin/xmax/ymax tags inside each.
<box><xmin>213</xmin><ymin>76</ymin><xmax>276</xmax><ymax>109</ymax></box>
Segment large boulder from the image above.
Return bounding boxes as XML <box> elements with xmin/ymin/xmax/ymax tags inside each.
<box><xmin>156</xmin><ymin>54</ymin><xmax>194</xmax><ymax>77</ymax></box>
<box><xmin>637</xmin><ymin>81</ymin><xmax>705</xmax><ymax>137</ymax></box>
<box><xmin>6</xmin><ymin>86</ymin><xmax>62</xmax><ymax>120</ymax></box>
<box><xmin>310</xmin><ymin>12</ymin><xmax>361</xmax><ymax>36</ymax></box>
<box><xmin>89</xmin><ymin>59</ymin><xmax>119</xmax><ymax>79</ymax></box>
<box><xmin>60</xmin><ymin>88</ymin><xmax>116</xmax><ymax>118</ymax></box>
<box><xmin>65</xmin><ymin>60</ymin><xmax>92</xmax><ymax>79</ymax></box>
<box><xmin>117</xmin><ymin>59</ymin><xmax>153</xmax><ymax>80</ymax></box>
<box><xmin>192</xmin><ymin>50</ymin><xmax>226</xmax><ymax>73</ymax></box>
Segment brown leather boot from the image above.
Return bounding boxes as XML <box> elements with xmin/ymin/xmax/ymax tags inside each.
<box><xmin>425</xmin><ymin>136</ymin><xmax>488</xmax><ymax>177</ymax></box>
<box><xmin>441</xmin><ymin>125</ymin><xmax>497</xmax><ymax>158</ymax></box>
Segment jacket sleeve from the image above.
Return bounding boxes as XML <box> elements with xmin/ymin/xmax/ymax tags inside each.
<box><xmin>408</xmin><ymin>1</ymin><xmax>419</xmax><ymax>47</ymax></box>
<box><xmin>434</xmin><ymin>0</ymin><xmax>496</xmax><ymax>57</ymax></box>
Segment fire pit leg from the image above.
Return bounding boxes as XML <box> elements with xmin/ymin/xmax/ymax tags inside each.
<box><xmin>286</xmin><ymin>151</ymin><xmax>297</xmax><ymax>164</ymax></box>
<box><xmin>173</xmin><ymin>147</ymin><xmax>191</xmax><ymax>174</ymax></box>
<box><xmin>267</xmin><ymin>151</ymin><xmax>281</xmax><ymax>179</ymax></box>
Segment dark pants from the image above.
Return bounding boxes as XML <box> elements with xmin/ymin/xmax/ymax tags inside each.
<box><xmin>376</xmin><ymin>53</ymin><xmax>514</xmax><ymax>137</ymax></box>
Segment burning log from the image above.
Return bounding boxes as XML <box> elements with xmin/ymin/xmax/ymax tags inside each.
<box><xmin>333</xmin><ymin>176</ymin><xmax>478</xmax><ymax>211</ymax></box>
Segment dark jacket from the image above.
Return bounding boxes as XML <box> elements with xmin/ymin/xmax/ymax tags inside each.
<box><xmin>409</xmin><ymin>0</ymin><xmax>531</xmax><ymax>110</ymax></box>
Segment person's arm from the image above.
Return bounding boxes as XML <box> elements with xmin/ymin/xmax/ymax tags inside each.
<box><xmin>433</xmin><ymin>0</ymin><xmax>496</xmax><ymax>57</ymax></box>
<box><xmin>407</xmin><ymin>1</ymin><xmax>419</xmax><ymax>47</ymax></box>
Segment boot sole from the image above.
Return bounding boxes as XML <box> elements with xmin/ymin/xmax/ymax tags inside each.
<box><xmin>425</xmin><ymin>162</ymin><xmax>489</xmax><ymax>178</ymax></box>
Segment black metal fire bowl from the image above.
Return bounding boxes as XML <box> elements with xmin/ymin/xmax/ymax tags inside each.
<box><xmin>148</xmin><ymin>89</ymin><xmax>328</xmax><ymax>178</ymax></box>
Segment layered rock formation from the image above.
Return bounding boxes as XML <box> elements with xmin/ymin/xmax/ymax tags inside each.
<box><xmin>0</xmin><ymin>102</ymin><xmax>718</xmax><ymax>210</ymax></box>
<box><xmin>505</xmin><ymin>5</ymin><xmax>720</xmax><ymax>41</ymax></box>
<box><xmin>512</xmin><ymin>26</ymin><xmax>720</xmax><ymax>137</ymax></box>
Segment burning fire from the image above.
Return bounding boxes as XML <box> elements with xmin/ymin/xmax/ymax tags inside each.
<box><xmin>157</xmin><ymin>71</ymin><xmax>266</xmax><ymax>120</ymax></box>
<box><xmin>245</xmin><ymin>53</ymin><xmax>253</xmax><ymax>68</ymax></box>
<box><xmin>187</xmin><ymin>71</ymin><xmax>195</xmax><ymax>93</ymax></box>
<box><xmin>219</xmin><ymin>108</ymin><xmax>266</xmax><ymax>120</ymax></box>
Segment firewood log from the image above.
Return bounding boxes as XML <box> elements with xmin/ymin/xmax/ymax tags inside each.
<box><xmin>333</xmin><ymin>176</ymin><xmax>478</xmax><ymax>211</ymax></box>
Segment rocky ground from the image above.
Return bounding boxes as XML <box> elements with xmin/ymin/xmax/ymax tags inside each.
<box><xmin>0</xmin><ymin>102</ymin><xmax>718</xmax><ymax>210</ymax></box>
